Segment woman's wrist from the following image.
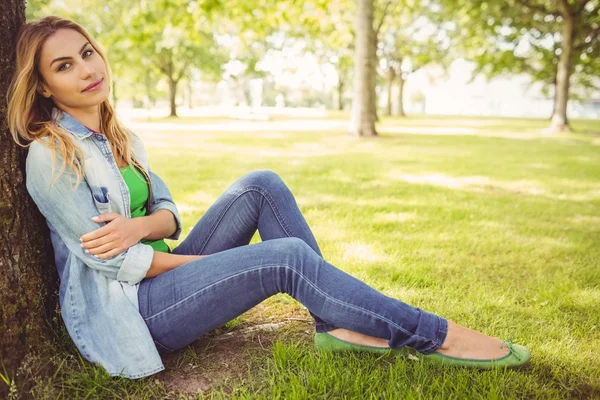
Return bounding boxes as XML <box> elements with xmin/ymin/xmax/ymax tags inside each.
<box><xmin>134</xmin><ymin>216</ymin><xmax>151</xmax><ymax>241</ymax></box>
<box><xmin>141</xmin><ymin>210</ymin><xmax>177</xmax><ymax>241</ymax></box>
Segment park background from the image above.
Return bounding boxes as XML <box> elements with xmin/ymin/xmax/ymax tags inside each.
<box><xmin>1</xmin><ymin>0</ymin><xmax>599</xmax><ymax>399</ymax></box>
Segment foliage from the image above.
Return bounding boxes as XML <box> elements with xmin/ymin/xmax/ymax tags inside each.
<box><xmin>300</xmin><ymin>0</ymin><xmax>356</xmax><ymax>93</ymax></box>
<box><xmin>378</xmin><ymin>1</ymin><xmax>453</xmax><ymax>75</ymax></box>
<box><xmin>436</xmin><ymin>0</ymin><xmax>600</xmax><ymax>99</ymax></box>
<box><xmin>125</xmin><ymin>0</ymin><xmax>226</xmax><ymax>115</ymax></box>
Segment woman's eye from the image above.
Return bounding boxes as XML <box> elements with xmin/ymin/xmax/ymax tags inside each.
<box><xmin>56</xmin><ymin>50</ymin><xmax>93</xmax><ymax>72</ymax></box>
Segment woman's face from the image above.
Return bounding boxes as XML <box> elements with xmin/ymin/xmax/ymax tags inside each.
<box><xmin>37</xmin><ymin>28</ymin><xmax>109</xmax><ymax>111</ymax></box>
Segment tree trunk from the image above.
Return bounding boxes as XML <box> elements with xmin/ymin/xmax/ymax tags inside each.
<box><xmin>550</xmin><ymin>82</ymin><xmax>557</xmax><ymax>121</ymax></box>
<box><xmin>168</xmin><ymin>78</ymin><xmax>178</xmax><ymax>117</ymax></box>
<box><xmin>1</xmin><ymin>3</ymin><xmax>60</xmax><ymax>398</ymax></box>
<box><xmin>349</xmin><ymin>0</ymin><xmax>377</xmax><ymax>137</ymax></box>
<box><xmin>397</xmin><ymin>74</ymin><xmax>406</xmax><ymax>117</ymax></box>
<box><xmin>385</xmin><ymin>66</ymin><xmax>395</xmax><ymax>116</ymax></box>
<box><xmin>550</xmin><ymin>9</ymin><xmax>575</xmax><ymax>132</ymax></box>
<box><xmin>372</xmin><ymin>35</ymin><xmax>379</xmax><ymax>123</ymax></box>
<box><xmin>549</xmin><ymin>65</ymin><xmax>558</xmax><ymax>120</ymax></box>
<box><xmin>144</xmin><ymin>70</ymin><xmax>155</xmax><ymax>108</ymax></box>
<box><xmin>337</xmin><ymin>78</ymin><xmax>344</xmax><ymax>111</ymax></box>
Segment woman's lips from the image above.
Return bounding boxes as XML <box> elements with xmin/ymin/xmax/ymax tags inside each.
<box><xmin>83</xmin><ymin>78</ymin><xmax>103</xmax><ymax>92</ymax></box>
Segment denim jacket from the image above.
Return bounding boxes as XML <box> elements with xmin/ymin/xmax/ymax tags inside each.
<box><xmin>25</xmin><ymin>108</ymin><xmax>182</xmax><ymax>379</ymax></box>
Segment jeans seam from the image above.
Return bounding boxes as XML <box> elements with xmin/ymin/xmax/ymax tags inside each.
<box><xmin>197</xmin><ymin>186</ymin><xmax>295</xmax><ymax>255</ymax></box>
<box><xmin>195</xmin><ymin>189</ymin><xmax>249</xmax><ymax>255</ymax></box>
<box><xmin>153</xmin><ymin>339</ymin><xmax>176</xmax><ymax>353</ymax></box>
<box><xmin>245</xmin><ymin>185</ymin><xmax>295</xmax><ymax>238</ymax></box>
<box><xmin>143</xmin><ymin>264</ymin><xmax>282</xmax><ymax>322</ymax></box>
<box><xmin>142</xmin><ymin>264</ymin><xmax>427</xmax><ymax>343</ymax></box>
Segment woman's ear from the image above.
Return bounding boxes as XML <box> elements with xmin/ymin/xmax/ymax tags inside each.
<box><xmin>37</xmin><ymin>83</ymin><xmax>51</xmax><ymax>98</ymax></box>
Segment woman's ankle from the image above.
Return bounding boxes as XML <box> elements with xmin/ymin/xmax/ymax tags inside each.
<box><xmin>438</xmin><ymin>320</ymin><xmax>458</xmax><ymax>351</ymax></box>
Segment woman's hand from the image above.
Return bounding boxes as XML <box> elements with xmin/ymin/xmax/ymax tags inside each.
<box><xmin>80</xmin><ymin>213</ymin><xmax>147</xmax><ymax>259</ymax></box>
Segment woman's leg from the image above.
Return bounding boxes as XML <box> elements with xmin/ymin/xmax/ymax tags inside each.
<box><xmin>144</xmin><ymin>170</ymin><xmax>512</xmax><ymax>360</ymax></box>
<box><xmin>168</xmin><ymin>170</ymin><xmax>337</xmax><ymax>332</ymax></box>
<box><xmin>138</xmin><ymin>237</ymin><xmax>447</xmax><ymax>353</ymax></box>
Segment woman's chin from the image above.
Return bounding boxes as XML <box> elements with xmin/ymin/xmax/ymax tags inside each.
<box><xmin>81</xmin><ymin>93</ymin><xmax>110</xmax><ymax>108</ymax></box>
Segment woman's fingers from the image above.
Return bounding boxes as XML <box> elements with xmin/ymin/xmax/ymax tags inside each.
<box><xmin>80</xmin><ymin>213</ymin><xmax>119</xmax><ymax>242</ymax></box>
<box><xmin>95</xmin><ymin>247</ymin><xmax>125</xmax><ymax>259</ymax></box>
<box><xmin>84</xmin><ymin>238</ymin><xmax>117</xmax><ymax>256</ymax></box>
<box><xmin>82</xmin><ymin>238</ymin><xmax>104</xmax><ymax>251</ymax></box>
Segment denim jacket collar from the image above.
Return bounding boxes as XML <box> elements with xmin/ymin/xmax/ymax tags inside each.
<box><xmin>52</xmin><ymin>107</ymin><xmax>94</xmax><ymax>140</ymax></box>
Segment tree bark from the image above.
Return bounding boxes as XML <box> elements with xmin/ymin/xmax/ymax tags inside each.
<box><xmin>397</xmin><ymin>74</ymin><xmax>406</xmax><ymax>117</ymax></box>
<box><xmin>168</xmin><ymin>78</ymin><xmax>179</xmax><ymax>117</ymax></box>
<box><xmin>372</xmin><ymin>35</ymin><xmax>379</xmax><ymax>123</ymax></box>
<box><xmin>550</xmin><ymin>5</ymin><xmax>576</xmax><ymax>132</ymax></box>
<box><xmin>349</xmin><ymin>0</ymin><xmax>377</xmax><ymax>137</ymax></box>
<box><xmin>1</xmin><ymin>2</ymin><xmax>60</xmax><ymax>397</ymax></box>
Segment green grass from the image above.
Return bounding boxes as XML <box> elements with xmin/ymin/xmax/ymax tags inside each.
<box><xmin>13</xmin><ymin>115</ymin><xmax>600</xmax><ymax>399</ymax></box>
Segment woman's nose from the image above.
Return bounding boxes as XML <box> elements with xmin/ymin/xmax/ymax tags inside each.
<box><xmin>80</xmin><ymin>61</ymin><xmax>95</xmax><ymax>79</ymax></box>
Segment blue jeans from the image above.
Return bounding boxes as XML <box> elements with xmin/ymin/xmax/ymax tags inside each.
<box><xmin>137</xmin><ymin>170</ymin><xmax>448</xmax><ymax>354</ymax></box>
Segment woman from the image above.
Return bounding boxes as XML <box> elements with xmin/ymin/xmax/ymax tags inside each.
<box><xmin>8</xmin><ymin>16</ymin><xmax>529</xmax><ymax>379</ymax></box>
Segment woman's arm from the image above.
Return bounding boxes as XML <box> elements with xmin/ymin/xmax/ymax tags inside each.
<box><xmin>145</xmin><ymin>252</ymin><xmax>204</xmax><ymax>278</ymax></box>
<box><xmin>138</xmin><ymin>209</ymin><xmax>177</xmax><ymax>241</ymax></box>
<box><xmin>146</xmin><ymin>168</ymin><xmax>183</xmax><ymax>241</ymax></box>
<box><xmin>26</xmin><ymin>141</ymin><xmax>154</xmax><ymax>285</ymax></box>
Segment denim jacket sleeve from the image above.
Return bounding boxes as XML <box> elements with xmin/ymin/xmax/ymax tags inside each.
<box><xmin>25</xmin><ymin>141</ymin><xmax>154</xmax><ymax>285</ymax></box>
<box><xmin>147</xmin><ymin>168</ymin><xmax>182</xmax><ymax>241</ymax></box>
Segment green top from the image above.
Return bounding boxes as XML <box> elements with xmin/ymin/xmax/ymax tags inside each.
<box><xmin>119</xmin><ymin>164</ymin><xmax>170</xmax><ymax>253</ymax></box>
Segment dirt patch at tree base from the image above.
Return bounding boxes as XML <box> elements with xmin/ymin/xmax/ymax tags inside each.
<box><xmin>154</xmin><ymin>303</ymin><xmax>315</xmax><ymax>397</ymax></box>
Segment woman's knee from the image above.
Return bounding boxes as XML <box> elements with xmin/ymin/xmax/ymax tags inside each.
<box><xmin>266</xmin><ymin>237</ymin><xmax>315</xmax><ymax>259</ymax></box>
<box><xmin>240</xmin><ymin>169</ymin><xmax>287</xmax><ymax>191</ymax></box>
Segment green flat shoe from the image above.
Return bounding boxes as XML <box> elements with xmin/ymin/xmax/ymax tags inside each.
<box><xmin>423</xmin><ymin>341</ymin><xmax>530</xmax><ymax>369</ymax></box>
<box><xmin>314</xmin><ymin>332</ymin><xmax>399</xmax><ymax>354</ymax></box>
<box><xmin>315</xmin><ymin>333</ymin><xmax>530</xmax><ymax>369</ymax></box>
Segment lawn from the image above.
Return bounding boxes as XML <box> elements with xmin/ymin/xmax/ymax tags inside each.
<box><xmin>22</xmin><ymin>114</ymin><xmax>600</xmax><ymax>399</ymax></box>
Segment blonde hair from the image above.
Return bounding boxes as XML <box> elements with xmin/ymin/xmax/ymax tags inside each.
<box><xmin>7</xmin><ymin>16</ymin><xmax>143</xmax><ymax>189</ymax></box>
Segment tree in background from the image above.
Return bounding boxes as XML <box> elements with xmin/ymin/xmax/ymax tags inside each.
<box><xmin>127</xmin><ymin>0</ymin><xmax>226</xmax><ymax>117</ymax></box>
<box><xmin>214</xmin><ymin>10</ymin><xmax>276</xmax><ymax>108</ymax></box>
<box><xmin>378</xmin><ymin>0</ymin><xmax>452</xmax><ymax>116</ymax></box>
<box><xmin>302</xmin><ymin>0</ymin><xmax>395</xmax><ymax>124</ymax></box>
<box><xmin>299</xmin><ymin>0</ymin><xmax>356</xmax><ymax>111</ymax></box>
<box><xmin>350</xmin><ymin>0</ymin><xmax>378</xmax><ymax>136</ymax></box>
<box><xmin>27</xmin><ymin>0</ymin><xmax>597</xmax><ymax>126</ymax></box>
<box><xmin>439</xmin><ymin>0</ymin><xmax>600</xmax><ymax>132</ymax></box>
